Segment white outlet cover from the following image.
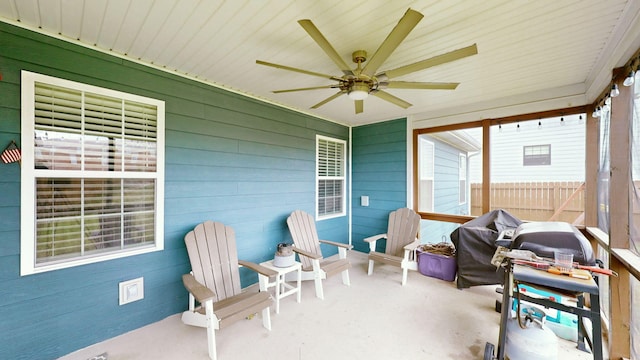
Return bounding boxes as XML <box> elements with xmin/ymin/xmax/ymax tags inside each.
<box><xmin>361</xmin><ymin>195</ymin><xmax>369</xmax><ymax>206</ymax></box>
<box><xmin>119</xmin><ymin>277</ymin><xmax>144</xmax><ymax>305</ymax></box>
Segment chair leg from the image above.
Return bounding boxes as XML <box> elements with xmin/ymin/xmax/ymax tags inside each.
<box><xmin>262</xmin><ymin>306</ymin><xmax>271</xmax><ymax>331</ymax></box>
<box><xmin>402</xmin><ymin>267</ymin><xmax>408</xmax><ymax>286</ymax></box>
<box><xmin>314</xmin><ymin>275</ymin><xmax>324</xmax><ymax>300</ymax></box>
<box><xmin>311</xmin><ymin>259</ymin><xmax>324</xmax><ymax>300</ymax></box>
<box><xmin>204</xmin><ymin>300</ymin><xmax>217</xmax><ymax>360</ymax></box>
<box><xmin>341</xmin><ymin>269</ymin><xmax>350</xmax><ymax>286</ymax></box>
<box><xmin>368</xmin><ymin>259</ymin><xmax>374</xmax><ymax>275</ymax></box>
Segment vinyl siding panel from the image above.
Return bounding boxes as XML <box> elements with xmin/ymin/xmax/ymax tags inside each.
<box><xmin>0</xmin><ymin>21</ymin><xmax>348</xmax><ymax>360</ymax></box>
<box><xmin>420</xmin><ymin>136</ymin><xmax>468</xmax><ymax>243</ymax></box>
<box><xmin>351</xmin><ymin>119</ymin><xmax>407</xmax><ymax>253</ymax></box>
<box><xmin>485</xmin><ymin>120</ymin><xmax>585</xmax><ymax>182</ymax></box>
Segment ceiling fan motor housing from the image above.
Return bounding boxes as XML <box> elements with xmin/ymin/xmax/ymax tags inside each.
<box><xmin>352</xmin><ymin>50</ymin><xmax>367</xmax><ymax>64</ymax></box>
<box><xmin>348</xmin><ymin>82</ymin><xmax>371</xmax><ymax>100</ymax></box>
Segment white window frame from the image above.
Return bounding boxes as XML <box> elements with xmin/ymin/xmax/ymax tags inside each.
<box><xmin>20</xmin><ymin>71</ymin><xmax>165</xmax><ymax>275</ymax></box>
<box><xmin>523</xmin><ymin>144</ymin><xmax>551</xmax><ymax>166</ymax></box>
<box><xmin>316</xmin><ymin>135</ymin><xmax>346</xmax><ymax>220</ymax></box>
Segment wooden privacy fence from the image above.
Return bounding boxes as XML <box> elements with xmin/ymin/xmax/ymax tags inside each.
<box><xmin>470</xmin><ymin>181</ymin><xmax>585</xmax><ymax>224</ymax></box>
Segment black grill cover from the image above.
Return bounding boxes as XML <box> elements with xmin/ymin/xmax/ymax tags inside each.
<box><xmin>511</xmin><ymin>222</ymin><xmax>596</xmax><ymax>266</ymax></box>
<box><xmin>450</xmin><ymin>209</ymin><xmax>523</xmax><ymax>289</ymax></box>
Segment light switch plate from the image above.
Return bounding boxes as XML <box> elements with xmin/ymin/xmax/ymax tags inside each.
<box><xmin>119</xmin><ymin>277</ymin><xmax>144</xmax><ymax>305</ymax></box>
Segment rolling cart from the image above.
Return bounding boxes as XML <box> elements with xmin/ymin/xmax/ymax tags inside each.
<box><xmin>484</xmin><ymin>257</ymin><xmax>603</xmax><ymax>360</ymax></box>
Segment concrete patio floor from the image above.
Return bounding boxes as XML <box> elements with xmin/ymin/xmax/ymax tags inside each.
<box><xmin>59</xmin><ymin>251</ymin><xmax>597</xmax><ymax>360</ymax></box>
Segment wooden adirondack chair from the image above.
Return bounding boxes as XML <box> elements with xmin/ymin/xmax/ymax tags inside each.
<box><xmin>364</xmin><ymin>208</ymin><xmax>421</xmax><ymax>286</ymax></box>
<box><xmin>181</xmin><ymin>221</ymin><xmax>277</xmax><ymax>360</ymax></box>
<box><xmin>286</xmin><ymin>210</ymin><xmax>352</xmax><ymax>300</ymax></box>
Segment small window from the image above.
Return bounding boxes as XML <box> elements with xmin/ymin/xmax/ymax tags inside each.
<box><xmin>523</xmin><ymin>144</ymin><xmax>551</xmax><ymax>166</ymax></box>
<box><xmin>316</xmin><ymin>135</ymin><xmax>346</xmax><ymax>219</ymax></box>
<box><xmin>21</xmin><ymin>71</ymin><xmax>165</xmax><ymax>275</ymax></box>
<box><xmin>418</xmin><ymin>138</ymin><xmax>435</xmax><ymax>212</ymax></box>
<box><xmin>459</xmin><ymin>153</ymin><xmax>467</xmax><ymax>204</ymax></box>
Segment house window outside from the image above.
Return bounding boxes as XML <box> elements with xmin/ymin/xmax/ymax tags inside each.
<box><xmin>316</xmin><ymin>135</ymin><xmax>346</xmax><ymax>219</ymax></box>
<box><xmin>20</xmin><ymin>71</ymin><xmax>165</xmax><ymax>275</ymax></box>
<box><xmin>459</xmin><ymin>153</ymin><xmax>467</xmax><ymax>204</ymax></box>
<box><xmin>418</xmin><ymin>138</ymin><xmax>435</xmax><ymax>212</ymax></box>
<box><xmin>523</xmin><ymin>144</ymin><xmax>551</xmax><ymax>166</ymax></box>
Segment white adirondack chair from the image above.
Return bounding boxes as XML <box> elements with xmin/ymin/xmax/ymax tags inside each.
<box><xmin>364</xmin><ymin>208</ymin><xmax>421</xmax><ymax>285</ymax></box>
<box><xmin>181</xmin><ymin>221</ymin><xmax>277</xmax><ymax>360</ymax></box>
<box><xmin>286</xmin><ymin>210</ymin><xmax>352</xmax><ymax>299</ymax></box>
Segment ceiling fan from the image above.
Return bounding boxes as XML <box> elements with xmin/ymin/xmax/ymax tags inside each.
<box><xmin>256</xmin><ymin>8</ymin><xmax>478</xmax><ymax>114</ymax></box>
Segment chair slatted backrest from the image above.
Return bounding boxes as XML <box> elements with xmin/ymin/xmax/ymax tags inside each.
<box><xmin>287</xmin><ymin>210</ymin><xmax>323</xmax><ymax>270</ymax></box>
<box><xmin>386</xmin><ymin>208</ymin><xmax>421</xmax><ymax>257</ymax></box>
<box><xmin>184</xmin><ymin>221</ymin><xmax>242</xmax><ymax>302</ymax></box>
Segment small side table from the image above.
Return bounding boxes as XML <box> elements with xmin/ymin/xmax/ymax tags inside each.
<box><xmin>258</xmin><ymin>260</ymin><xmax>302</xmax><ymax>314</ymax></box>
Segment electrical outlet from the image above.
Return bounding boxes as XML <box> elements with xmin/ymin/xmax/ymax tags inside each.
<box><xmin>119</xmin><ymin>277</ymin><xmax>144</xmax><ymax>305</ymax></box>
<box><xmin>361</xmin><ymin>195</ymin><xmax>369</xmax><ymax>206</ymax></box>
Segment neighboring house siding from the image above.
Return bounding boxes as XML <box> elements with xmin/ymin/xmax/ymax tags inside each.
<box><xmin>433</xmin><ymin>138</ymin><xmax>467</xmax><ymax>215</ymax></box>
<box><xmin>421</xmin><ymin>136</ymin><xmax>467</xmax><ymax>243</ymax></box>
<box><xmin>0</xmin><ymin>22</ymin><xmax>348</xmax><ymax>360</ymax></box>
<box><xmin>352</xmin><ymin>119</ymin><xmax>407</xmax><ymax>253</ymax></box>
<box><xmin>478</xmin><ymin>122</ymin><xmax>585</xmax><ymax>182</ymax></box>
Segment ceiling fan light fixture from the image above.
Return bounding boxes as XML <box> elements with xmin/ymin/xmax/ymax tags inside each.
<box><xmin>348</xmin><ymin>83</ymin><xmax>370</xmax><ymax>100</ymax></box>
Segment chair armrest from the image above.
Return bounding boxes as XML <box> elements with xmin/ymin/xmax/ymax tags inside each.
<box><xmin>182</xmin><ymin>273</ymin><xmax>215</xmax><ymax>303</ymax></box>
<box><xmin>403</xmin><ymin>239</ymin><xmax>421</xmax><ymax>262</ymax></box>
<box><xmin>319</xmin><ymin>239</ymin><xmax>354</xmax><ymax>250</ymax></box>
<box><xmin>292</xmin><ymin>246</ymin><xmax>322</xmax><ymax>260</ymax></box>
<box><xmin>238</xmin><ymin>260</ymin><xmax>278</xmax><ymax>278</ymax></box>
<box><xmin>363</xmin><ymin>234</ymin><xmax>386</xmax><ymax>243</ymax></box>
<box><xmin>403</xmin><ymin>239</ymin><xmax>421</xmax><ymax>251</ymax></box>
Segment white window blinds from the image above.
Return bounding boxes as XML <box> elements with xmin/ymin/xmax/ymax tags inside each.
<box><xmin>316</xmin><ymin>136</ymin><xmax>346</xmax><ymax>218</ymax></box>
<box><xmin>21</xmin><ymin>71</ymin><xmax>165</xmax><ymax>275</ymax></box>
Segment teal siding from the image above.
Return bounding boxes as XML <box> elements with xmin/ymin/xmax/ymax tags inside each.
<box><xmin>351</xmin><ymin>119</ymin><xmax>408</xmax><ymax>253</ymax></box>
<box><xmin>0</xmin><ymin>22</ymin><xmax>348</xmax><ymax>360</ymax></box>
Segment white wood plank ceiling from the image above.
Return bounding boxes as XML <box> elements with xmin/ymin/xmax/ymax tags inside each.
<box><xmin>2</xmin><ymin>0</ymin><xmax>640</xmax><ymax>126</ymax></box>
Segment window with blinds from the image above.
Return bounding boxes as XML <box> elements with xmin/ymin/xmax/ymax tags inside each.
<box><xmin>21</xmin><ymin>71</ymin><xmax>165</xmax><ymax>275</ymax></box>
<box><xmin>316</xmin><ymin>135</ymin><xmax>346</xmax><ymax>219</ymax></box>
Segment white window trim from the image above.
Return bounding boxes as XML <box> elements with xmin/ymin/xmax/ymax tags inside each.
<box><xmin>523</xmin><ymin>144</ymin><xmax>551</xmax><ymax>166</ymax></box>
<box><xmin>20</xmin><ymin>70</ymin><xmax>165</xmax><ymax>275</ymax></box>
<box><xmin>316</xmin><ymin>134</ymin><xmax>346</xmax><ymax>220</ymax></box>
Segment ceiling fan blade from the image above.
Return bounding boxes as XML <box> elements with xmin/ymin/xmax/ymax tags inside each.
<box><xmin>361</xmin><ymin>8</ymin><xmax>424</xmax><ymax>77</ymax></box>
<box><xmin>371</xmin><ymin>90</ymin><xmax>412</xmax><ymax>109</ymax></box>
<box><xmin>310</xmin><ymin>91</ymin><xmax>345</xmax><ymax>109</ymax></box>
<box><xmin>298</xmin><ymin>20</ymin><xmax>353</xmax><ymax>76</ymax></box>
<box><xmin>381</xmin><ymin>81</ymin><xmax>459</xmax><ymax>90</ymax></box>
<box><xmin>378</xmin><ymin>44</ymin><xmax>478</xmax><ymax>80</ymax></box>
<box><xmin>355</xmin><ymin>100</ymin><xmax>364</xmax><ymax>114</ymax></box>
<box><xmin>256</xmin><ymin>60</ymin><xmax>342</xmax><ymax>81</ymax></box>
<box><xmin>273</xmin><ymin>85</ymin><xmax>337</xmax><ymax>93</ymax></box>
